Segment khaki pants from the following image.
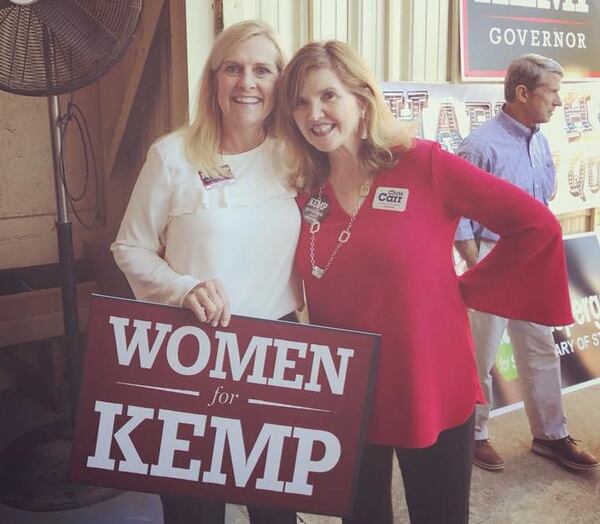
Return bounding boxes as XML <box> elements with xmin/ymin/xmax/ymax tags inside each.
<box><xmin>470</xmin><ymin>239</ymin><xmax>568</xmax><ymax>441</ymax></box>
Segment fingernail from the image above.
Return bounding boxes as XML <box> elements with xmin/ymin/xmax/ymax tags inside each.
<box><xmin>222</xmin><ymin>320</ymin><xmax>229</xmax><ymax>327</ymax></box>
<box><xmin>212</xmin><ymin>321</ymin><xmax>218</xmax><ymax>328</ymax></box>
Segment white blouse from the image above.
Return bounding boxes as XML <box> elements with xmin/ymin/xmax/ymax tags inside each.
<box><xmin>111</xmin><ymin>132</ymin><xmax>302</xmax><ymax>319</ymax></box>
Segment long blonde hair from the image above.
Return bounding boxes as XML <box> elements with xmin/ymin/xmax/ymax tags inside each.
<box><xmin>277</xmin><ymin>40</ymin><xmax>413</xmax><ymax>190</ymax></box>
<box><xmin>183</xmin><ymin>20</ymin><xmax>286</xmax><ymax>174</ymax></box>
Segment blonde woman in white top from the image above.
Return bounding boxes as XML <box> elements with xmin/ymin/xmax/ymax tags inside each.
<box><xmin>112</xmin><ymin>20</ymin><xmax>301</xmax><ymax>524</ymax></box>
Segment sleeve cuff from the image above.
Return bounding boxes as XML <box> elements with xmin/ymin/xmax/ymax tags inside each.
<box><xmin>170</xmin><ymin>275</ymin><xmax>203</xmax><ymax>306</ymax></box>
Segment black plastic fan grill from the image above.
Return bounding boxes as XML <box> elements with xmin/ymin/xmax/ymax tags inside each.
<box><xmin>0</xmin><ymin>0</ymin><xmax>142</xmax><ymax>96</ymax></box>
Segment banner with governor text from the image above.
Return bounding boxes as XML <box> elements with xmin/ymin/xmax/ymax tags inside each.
<box><xmin>70</xmin><ymin>295</ymin><xmax>380</xmax><ymax>517</ymax></box>
<box><xmin>381</xmin><ymin>81</ymin><xmax>600</xmax><ymax>215</ymax></box>
<box><xmin>460</xmin><ymin>0</ymin><xmax>599</xmax><ymax>81</ymax></box>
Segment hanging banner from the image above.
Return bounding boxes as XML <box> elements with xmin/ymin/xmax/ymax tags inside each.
<box><xmin>489</xmin><ymin>233</ymin><xmax>600</xmax><ymax>410</ymax></box>
<box><xmin>70</xmin><ymin>295</ymin><xmax>380</xmax><ymax>517</ymax></box>
<box><xmin>459</xmin><ymin>0</ymin><xmax>600</xmax><ymax>81</ymax></box>
<box><xmin>381</xmin><ymin>81</ymin><xmax>600</xmax><ymax>215</ymax></box>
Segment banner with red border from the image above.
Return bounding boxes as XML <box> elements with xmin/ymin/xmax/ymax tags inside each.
<box><xmin>69</xmin><ymin>295</ymin><xmax>381</xmax><ymax>517</ymax></box>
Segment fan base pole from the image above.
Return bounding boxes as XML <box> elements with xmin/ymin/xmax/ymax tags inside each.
<box><xmin>48</xmin><ymin>95</ymin><xmax>81</xmax><ymax>421</ymax></box>
<box><xmin>56</xmin><ymin>221</ymin><xmax>81</xmax><ymax>419</ymax></box>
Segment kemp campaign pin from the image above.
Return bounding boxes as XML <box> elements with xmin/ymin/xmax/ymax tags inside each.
<box><xmin>372</xmin><ymin>187</ymin><xmax>409</xmax><ymax>212</ymax></box>
<box><xmin>303</xmin><ymin>194</ymin><xmax>330</xmax><ymax>224</ymax></box>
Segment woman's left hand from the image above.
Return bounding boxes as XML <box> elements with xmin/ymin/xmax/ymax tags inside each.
<box><xmin>183</xmin><ymin>279</ymin><xmax>231</xmax><ymax>327</ymax></box>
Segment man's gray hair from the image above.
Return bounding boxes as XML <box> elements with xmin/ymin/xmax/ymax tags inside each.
<box><xmin>504</xmin><ymin>54</ymin><xmax>564</xmax><ymax>102</ymax></box>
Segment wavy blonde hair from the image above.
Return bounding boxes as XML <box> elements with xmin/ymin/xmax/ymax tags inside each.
<box><xmin>183</xmin><ymin>20</ymin><xmax>286</xmax><ymax>174</ymax></box>
<box><xmin>277</xmin><ymin>40</ymin><xmax>413</xmax><ymax>190</ymax></box>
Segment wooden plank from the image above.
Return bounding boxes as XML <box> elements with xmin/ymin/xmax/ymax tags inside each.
<box><xmin>410</xmin><ymin>0</ymin><xmax>427</xmax><ymax>81</ymax></box>
<box><xmin>590</xmin><ymin>208</ymin><xmax>598</xmax><ymax>231</ymax></box>
<box><xmin>558</xmin><ymin>210</ymin><xmax>592</xmax><ymax>235</ymax></box>
<box><xmin>102</xmin><ymin>0</ymin><xmax>166</xmax><ymax>180</ymax></box>
<box><xmin>310</xmin><ymin>0</ymin><xmax>347</xmax><ymax>42</ymax></box>
<box><xmin>385</xmin><ymin>0</ymin><xmax>402</xmax><ymax>81</ymax></box>
<box><xmin>429</xmin><ymin>0</ymin><xmax>450</xmax><ymax>82</ymax></box>
<box><xmin>186</xmin><ymin>0</ymin><xmax>216</xmax><ymax>120</ymax></box>
<box><xmin>0</xmin><ymin>281</ymin><xmax>97</xmax><ymax>348</ymax></box>
<box><xmin>169</xmin><ymin>0</ymin><xmax>189</xmax><ymax>129</ymax></box>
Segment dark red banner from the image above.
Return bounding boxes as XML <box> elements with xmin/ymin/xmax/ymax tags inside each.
<box><xmin>70</xmin><ymin>295</ymin><xmax>380</xmax><ymax>517</ymax></box>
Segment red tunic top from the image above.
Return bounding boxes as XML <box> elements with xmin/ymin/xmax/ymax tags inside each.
<box><xmin>296</xmin><ymin>140</ymin><xmax>573</xmax><ymax>448</ymax></box>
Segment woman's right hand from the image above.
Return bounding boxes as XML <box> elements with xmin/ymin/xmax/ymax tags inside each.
<box><xmin>183</xmin><ymin>279</ymin><xmax>231</xmax><ymax>328</ymax></box>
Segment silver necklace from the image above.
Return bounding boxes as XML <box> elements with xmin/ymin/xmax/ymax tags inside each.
<box><xmin>309</xmin><ymin>179</ymin><xmax>372</xmax><ymax>279</ymax></box>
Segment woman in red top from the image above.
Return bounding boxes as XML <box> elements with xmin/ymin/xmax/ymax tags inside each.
<box><xmin>277</xmin><ymin>41</ymin><xmax>573</xmax><ymax>524</ymax></box>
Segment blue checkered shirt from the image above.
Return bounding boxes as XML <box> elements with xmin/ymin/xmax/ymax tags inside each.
<box><xmin>455</xmin><ymin>108</ymin><xmax>556</xmax><ymax>242</ymax></box>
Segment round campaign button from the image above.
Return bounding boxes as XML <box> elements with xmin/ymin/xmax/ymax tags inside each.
<box><xmin>302</xmin><ymin>193</ymin><xmax>330</xmax><ymax>224</ymax></box>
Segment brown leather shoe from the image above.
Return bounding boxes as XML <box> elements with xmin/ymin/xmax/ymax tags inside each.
<box><xmin>474</xmin><ymin>439</ymin><xmax>505</xmax><ymax>471</ymax></box>
<box><xmin>532</xmin><ymin>435</ymin><xmax>599</xmax><ymax>471</ymax></box>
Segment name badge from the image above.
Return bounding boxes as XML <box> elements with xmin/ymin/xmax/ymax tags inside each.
<box><xmin>372</xmin><ymin>187</ymin><xmax>409</xmax><ymax>212</ymax></box>
<box><xmin>303</xmin><ymin>194</ymin><xmax>330</xmax><ymax>224</ymax></box>
<box><xmin>198</xmin><ymin>164</ymin><xmax>236</xmax><ymax>190</ymax></box>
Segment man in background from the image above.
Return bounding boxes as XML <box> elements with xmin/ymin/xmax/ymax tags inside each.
<box><xmin>454</xmin><ymin>53</ymin><xmax>598</xmax><ymax>472</ymax></box>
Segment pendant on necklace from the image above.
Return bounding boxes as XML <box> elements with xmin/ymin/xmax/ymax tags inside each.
<box><xmin>312</xmin><ymin>266</ymin><xmax>325</xmax><ymax>279</ymax></box>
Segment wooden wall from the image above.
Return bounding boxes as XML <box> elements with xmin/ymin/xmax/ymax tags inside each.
<box><xmin>0</xmin><ymin>1</ymin><xmax>189</xmax><ymax>283</ymax></box>
<box><xmin>91</xmin><ymin>0</ymin><xmax>190</xmax><ymax>297</ymax></box>
<box><xmin>0</xmin><ymin>1</ymin><xmax>189</xmax><ymax>394</ymax></box>
<box><xmin>222</xmin><ymin>0</ymin><xmax>451</xmax><ymax>81</ymax></box>
<box><xmin>0</xmin><ymin>86</ymin><xmax>101</xmax><ymax>270</ymax></box>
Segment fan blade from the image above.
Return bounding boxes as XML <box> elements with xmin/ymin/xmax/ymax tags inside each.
<box><xmin>0</xmin><ymin>0</ymin><xmax>141</xmax><ymax>96</ymax></box>
<box><xmin>32</xmin><ymin>0</ymin><xmax>120</xmax><ymax>65</ymax></box>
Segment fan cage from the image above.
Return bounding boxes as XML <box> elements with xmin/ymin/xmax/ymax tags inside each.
<box><xmin>0</xmin><ymin>0</ymin><xmax>142</xmax><ymax>96</ymax></box>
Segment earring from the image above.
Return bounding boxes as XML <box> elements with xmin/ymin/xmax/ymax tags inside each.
<box><xmin>359</xmin><ymin>111</ymin><xmax>367</xmax><ymax>140</ymax></box>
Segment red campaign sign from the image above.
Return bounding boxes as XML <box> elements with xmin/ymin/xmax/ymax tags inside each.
<box><xmin>70</xmin><ymin>295</ymin><xmax>380</xmax><ymax>517</ymax></box>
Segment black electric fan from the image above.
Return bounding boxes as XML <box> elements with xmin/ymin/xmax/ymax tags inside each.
<box><xmin>0</xmin><ymin>0</ymin><xmax>142</xmax><ymax>409</ymax></box>
<box><xmin>0</xmin><ymin>0</ymin><xmax>142</xmax><ymax>515</ymax></box>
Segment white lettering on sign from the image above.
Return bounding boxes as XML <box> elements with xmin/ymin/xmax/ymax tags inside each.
<box><xmin>285</xmin><ymin>428</ymin><xmax>342</xmax><ymax>496</ymax></box>
<box><xmin>210</xmin><ymin>332</ymin><xmax>271</xmax><ymax>384</ymax></box>
<box><xmin>474</xmin><ymin>0</ymin><xmax>589</xmax><ymax>13</ymax></box>
<box><xmin>109</xmin><ymin>316</ymin><xmax>172</xmax><ymax>368</ymax></box>
<box><xmin>150</xmin><ymin>409</ymin><xmax>207</xmax><ymax>480</ymax></box>
<box><xmin>108</xmin><ymin>317</ymin><xmax>355</xmax><ymax>395</ymax></box>
<box><xmin>86</xmin><ymin>401</ymin><xmax>154</xmax><ymax>474</ymax></box>
<box><xmin>304</xmin><ymin>345</ymin><xmax>355</xmax><ymax>395</ymax></box>
<box><xmin>489</xmin><ymin>27</ymin><xmax>587</xmax><ymax>48</ymax></box>
<box><xmin>553</xmin><ymin>294</ymin><xmax>600</xmax><ymax>339</ymax></box>
<box><xmin>85</xmin><ymin>401</ymin><xmax>341</xmax><ymax>495</ymax></box>
<box><xmin>202</xmin><ymin>417</ymin><xmax>291</xmax><ymax>490</ymax></box>
<box><xmin>167</xmin><ymin>326</ymin><xmax>211</xmax><ymax>376</ymax></box>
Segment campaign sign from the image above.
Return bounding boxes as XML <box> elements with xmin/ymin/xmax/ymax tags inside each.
<box><xmin>551</xmin><ymin>233</ymin><xmax>600</xmax><ymax>384</ymax></box>
<box><xmin>460</xmin><ymin>0</ymin><xmax>600</xmax><ymax>80</ymax></box>
<box><xmin>70</xmin><ymin>295</ymin><xmax>380</xmax><ymax>517</ymax></box>
<box><xmin>490</xmin><ymin>233</ymin><xmax>600</xmax><ymax>409</ymax></box>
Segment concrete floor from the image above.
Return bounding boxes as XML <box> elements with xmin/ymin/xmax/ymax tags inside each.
<box><xmin>0</xmin><ymin>382</ymin><xmax>598</xmax><ymax>523</ymax></box>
